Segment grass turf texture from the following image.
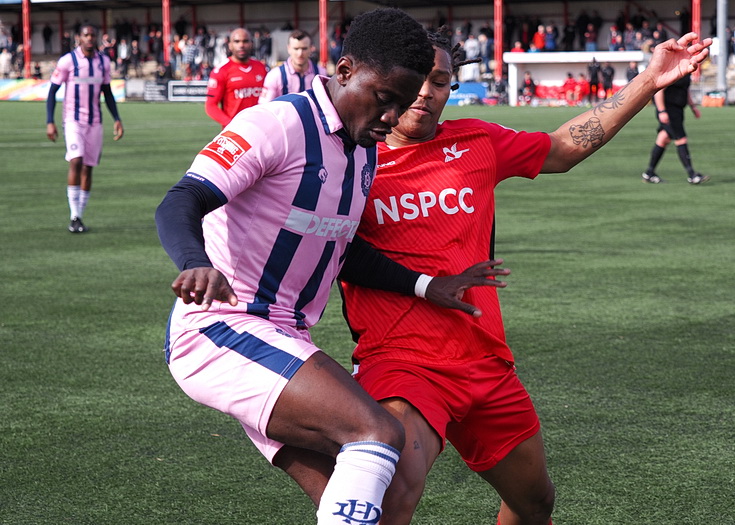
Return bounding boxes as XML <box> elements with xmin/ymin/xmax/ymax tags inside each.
<box><xmin>1</xmin><ymin>100</ymin><xmax>733</xmax><ymax>524</ymax></box>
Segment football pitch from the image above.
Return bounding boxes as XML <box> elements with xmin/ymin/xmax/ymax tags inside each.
<box><xmin>1</xmin><ymin>100</ymin><xmax>733</xmax><ymax>524</ymax></box>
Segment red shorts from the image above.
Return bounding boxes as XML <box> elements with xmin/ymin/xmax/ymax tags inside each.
<box><xmin>354</xmin><ymin>356</ymin><xmax>540</xmax><ymax>472</ymax></box>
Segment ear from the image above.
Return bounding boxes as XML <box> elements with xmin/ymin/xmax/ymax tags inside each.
<box><xmin>334</xmin><ymin>56</ymin><xmax>354</xmax><ymax>86</ymax></box>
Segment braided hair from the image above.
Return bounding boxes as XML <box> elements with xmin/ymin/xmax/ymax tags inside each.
<box><xmin>427</xmin><ymin>27</ymin><xmax>482</xmax><ymax>91</ymax></box>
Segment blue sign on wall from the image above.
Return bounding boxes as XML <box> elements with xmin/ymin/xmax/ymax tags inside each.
<box><xmin>447</xmin><ymin>82</ymin><xmax>488</xmax><ymax>106</ymax></box>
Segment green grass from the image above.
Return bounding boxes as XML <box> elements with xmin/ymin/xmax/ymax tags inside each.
<box><xmin>1</xmin><ymin>100</ymin><xmax>734</xmax><ymax>524</ymax></box>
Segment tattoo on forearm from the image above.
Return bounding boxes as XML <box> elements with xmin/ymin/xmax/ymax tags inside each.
<box><xmin>593</xmin><ymin>85</ymin><xmax>627</xmax><ymax>115</ymax></box>
<box><xmin>569</xmin><ymin>117</ymin><xmax>605</xmax><ymax>148</ymax></box>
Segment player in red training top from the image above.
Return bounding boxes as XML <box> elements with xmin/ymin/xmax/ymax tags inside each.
<box><xmin>282</xmin><ymin>30</ymin><xmax>711</xmax><ymax>525</ymax></box>
<box><xmin>205</xmin><ymin>28</ymin><xmax>266</xmax><ymax>127</ymax></box>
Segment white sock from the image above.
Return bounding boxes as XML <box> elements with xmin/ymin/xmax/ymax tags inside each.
<box><xmin>316</xmin><ymin>441</ymin><xmax>399</xmax><ymax>525</ymax></box>
<box><xmin>67</xmin><ymin>185</ymin><xmax>81</xmax><ymax>219</ymax></box>
<box><xmin>78</xmin><ymin>190</ymin><xmax>90</xmax><ymax>219</ymax></box>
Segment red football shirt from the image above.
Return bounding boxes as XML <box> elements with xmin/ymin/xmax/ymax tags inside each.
<box><xmin>343</xmin><ymin>119</ymin><xmax>551</xmax><ymax>367</ymax></box>
<box><xmin>205</xmin><ymin>57</ymin><xmax>267</xmax><ymax>127</ymax></box>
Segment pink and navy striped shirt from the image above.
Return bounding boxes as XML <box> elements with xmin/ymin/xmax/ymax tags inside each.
<box><xmin>177</xmin><ymin>76</ymin><xmax>376</xmax><ymax>329</ymax></box>
<box><xmin>50</xmin><ymin>47</ymin><xmax>111</xmax><ymax>124</ymax></box>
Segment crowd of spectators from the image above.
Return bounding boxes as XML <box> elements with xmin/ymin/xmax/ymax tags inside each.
<box><xmin>2</xmin><ymin>7</ymin><xmax>734</xmax><ymax>84</ymax></box>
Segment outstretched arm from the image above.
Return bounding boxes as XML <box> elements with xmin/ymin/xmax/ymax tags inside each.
<box><xmin>541</xmin><ymin>33</ymin><xmax>711</xmax><ymax>173</ymax></box>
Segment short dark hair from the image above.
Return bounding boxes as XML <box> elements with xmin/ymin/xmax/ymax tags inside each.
<box><xmin>289</xmin><ymin>29</ymin><xmax>310</xmax><ymax>42</ymax></box>
<box><xmin>341</xmin><ymin>8</ymin><xmax>434</xmax><ymax>77</ymax></box>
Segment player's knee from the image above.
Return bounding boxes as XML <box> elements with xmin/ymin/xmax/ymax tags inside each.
<box><xmin>526</xmin><ymin>480</ymin><xmax>556</xmax><ymax>523</ymax></box>
<box><xmin>358</xmin><ymin>409</ymin><xmax>405</xmax><ymax>452</ymax></box>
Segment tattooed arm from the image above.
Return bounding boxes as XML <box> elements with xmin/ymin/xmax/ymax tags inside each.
<box><xmin>540</xmin><ymin>33</ymin><xmax>711</xmax><ymax>174</ymax></box>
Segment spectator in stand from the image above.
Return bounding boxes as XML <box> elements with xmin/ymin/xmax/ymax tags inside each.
<box><xmin>632</xmin><ymin>31</ymin><xmax>646</xmax><ymax>51</ymax></box>
<box><xmin>611</xmin><ymin>34</ymin><xmax>626</xmax><ymax>51</ymax></box>
<box><xmin>100</xmin><ymin>33</ymin><xmax>116</xmax><ymax>73</ymax></box>
<box><xmin>205</xmin><ymin>29</ymin><xmax>217</xmax><ymax>66</ymax></box>
<box><xmin>12</xmin><ymin>43</ymin><xmax>24</xmax><ymax>78</ymax></box>
<box><xmin>478</xmin><ymin>33</ymin><xmax>492</xmax><ymax>77</ymax></box>
<box><xmin>61</xmin><ymin>31</ymin><xmax>72</xmax><ymax>56</ymax></box>
<box><xmin>129</xmin><ymin>39</ymin><xmax>142</xmax><ymax>78</ymax></box>
<box><xmin>608</xmin><ymin>26</ymin><xmax>620</xmax><ymax>51</ymax></box>
<box><xmin>518</xmin><ymin>70</ymin><xmax>536</xmax><ymax>105</ymax></box>
<box><xmin>117</xmin><ymin>38</ymin><xmax>130</xmax><ymax>79</ymax></box>
<box><xmin>640</xmin><ymin>20</ymin><xmax>653</xmax><ymax>40</ymax></box>
<box><xmin>615</xmin><ymin>11</ymin><xmax>627</xmax><ymax>36</ymax></box>
<box><xmin>562</xmin><ymin>22</ymin><xmax>576</xmax><ymax>51</ymax></box>
<box><xmin>532</xmin><ymin>24</ymin><xmax>546</xmax><ymax>52</ymax></box>
<box><xmin>575</xmin><ymin>10</ymin><xmax>590</xmax><ymax>49</ymax></box>
<box><xmin>182</xmin><ymin>34</ymin><xmax>200</xmax><ymax>79</ymax></box>
<box><xmin>0</xmin><ymin>48</ymin><xmax>11</xmax><ymax>79</ymax></box>
<box><xmin>43</xmin><ymin>23</ymin><xmax>53</xmax><ymax>55</ymax></box>
<box><xmin>510</xmin><ymin>40</ymin><xmax>525</xmax><ymax>53</ymax></box>
<box><xmin>600</xmin><ymin>62</ymin><xmax>615</xmax><ymax>99</ymax></box>
<box><xmin>258</xmin><ymin>29</ymin><xmax>272</xmax><ymax>66</ymax></box>
<box><xmin>623</xmin><ymin>22</ymin><xmax>636</xmax><ymax>49</ymax></box>
<box><xmin>461</xmin><ymin>34</ymin><xmax>481</xmax><ymax>81</ymax></box>
<box><xmin>489</xmin><ymin>73</ymin><xmax>509</xmax><ymax>105</ymax></box>
<box><xmin>584</xmin><ymin>23</ymin><xmax>598</xmax><ymax>51</ymax></box>
<box><xmin>651</xmin><ymin>30</ymin><xmax>666</xmax><ymax>49</ymax></box>
<box><xmin>626</xmin><ymin>61</ymin><xmax>640</xmax><ymax>83</ymax></box>
<box><xmin>544</xmin><ymin>25</ymin><xmax>558</xmax><ymax>52</ymax></box>
<box><xmin>199</xmin><ymin>61</ymin><xmax>212</xmax><ymax>81</ymax></box>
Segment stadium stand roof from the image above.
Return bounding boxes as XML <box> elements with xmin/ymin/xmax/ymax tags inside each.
<box><xmin>0</xmin><ymin>0</ymin><xmax>577</xmax><ymax>13</ymax></box>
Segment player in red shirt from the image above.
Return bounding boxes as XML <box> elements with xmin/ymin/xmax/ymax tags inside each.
<box><xmin>205</xmin><ymin>28</ymin><xmax>267</xmax><ymax>127</ymax></box>
<box><xmin>282</xmin><ymin>29</ymin><xmax>711</xmax><ymax>525</ymax></box>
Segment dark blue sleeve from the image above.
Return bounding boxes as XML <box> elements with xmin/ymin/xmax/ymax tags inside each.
<box><xmin>339</xmin><ymin>235</ymin><xmax>420</xmax><ymax>296</ymax></box>
<box><xmin>155</xmin><ymin>176</ymin><xmax>225</xmax><ymax>271</ymax></box>
<box><xmin>46</xmin><ymin>83</ymin><xmax>61</xmax><ymax>124</ymax></box>
<box><xmin>100</xmin><ymin>84</ymin><xmax>121</xmax><ymax>121</ymax></box>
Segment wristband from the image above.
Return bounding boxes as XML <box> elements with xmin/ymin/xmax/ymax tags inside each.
<box><xmin>414</xmin><ymin>274</ymin><xmax>433</xmax><ymax>299</ymax></box>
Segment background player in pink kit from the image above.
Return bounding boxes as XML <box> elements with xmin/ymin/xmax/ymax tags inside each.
<box><xmin>46</xmin><ymin>24</ymin><xmax>123</xmax><ymax>233</ymax></box>
<box><xmin>155</xmin><ymin>9</ymin><xmax>437</xmax><ymax>524</ymax></box>
<box><xmin>283</xmin><ymin>30</ymin><xmax>712</xmax><ymax>525</ymax></box>
<box><xmin>205</xmin><ymin>28</ymin><xmax>267</xmax><ymax>128</ymax></box>
<box><xmin>258</xmin><ymin>29</ymin><xmax>327</xmax><ymax>104</ymax></box>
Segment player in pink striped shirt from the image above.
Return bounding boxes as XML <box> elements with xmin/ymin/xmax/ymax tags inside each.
<box><xmin>258</xmin><ymin>29</ymin><xmax>327</xmax><ymax>104</ymax></box>
<box><xmin>46</xmin><ymin>24</ymin><xmax>123</xmax><ymax>233</ymax></box>
<box><xmin>156</xmin><ymin>9</ymin><xmax>436</xmax><ymax>523</ymax></box>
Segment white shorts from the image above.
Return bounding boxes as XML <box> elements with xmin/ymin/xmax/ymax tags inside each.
<box><xmin>64</xmin><ymin>120</ymin><xmax>103</xmax><ymax>166</ymax></box>
<box><xmin>165</xmin><ymin>300</ymin><xmax>321</xmax><ymax>462</ymax></box>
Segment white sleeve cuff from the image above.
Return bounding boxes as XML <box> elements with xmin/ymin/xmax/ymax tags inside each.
<box><xmin>414</xmin><ymin>274</ymin><xmax>433</xmax><ymax>299</ymax></box>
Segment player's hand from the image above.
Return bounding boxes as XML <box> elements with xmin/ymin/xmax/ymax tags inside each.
<box><xmin>425</xmin><ymin>259</ymin><xmax>511</xmax><ymax>318</ymax></box>
<box><xmin>691</xmin><ymin>105</ymin><xmax>701</xmax><ymax>119</ymax></box>
<box><xmin>658</xmin><ymin>112</ymin><xmax>670</xmax><ymax>124</ymax></box>
<box><xmin>171</xmin><ymin>267</ymin><xmax>238</xmax><ymax>311</ymax></box>
<box><xmin>113</xmin><ymin>120</ymin><xmax>124</xmax><ymax>141</ymax></box>
<box><xmin>46</xmin><ymin>123</ymin><xmax>58</xmax><ymax>142</ymax></box>
<box><xmin>647</xmin><ymin>33</ymin><xmax>711</xmax><ymax>90</ymax></box>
